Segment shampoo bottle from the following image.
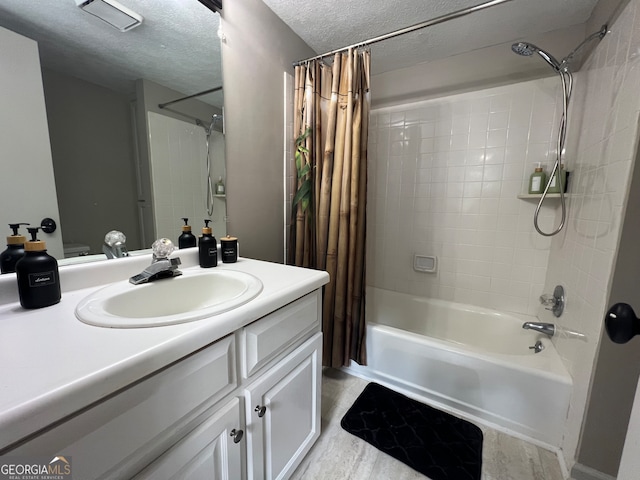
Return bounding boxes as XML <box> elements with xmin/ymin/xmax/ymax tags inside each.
<box><xmin>215</xmin><ymin>176</ymin><xmax>225</xmax><ymax>195</ymax></box>
<box><xmin>178</xmin><ymin>217</ymin><xmax>197</xmax><ymax>249</ymax></box>
<box><xmin>16</xmin><ymin>227</ymin><xmax>61</xmax><ymax>309</ymax></box>
<box><xmin>0</xmin><ymin>223</ymin><xmax>29</xmax><ymax>274</ymax></box>
<box><xmin>198</xmin><ymin>219</ymin><xmax>217</xmax><ymax>268</ymax></box>
<box><xmin>528</xmin><ymin>163</ymin><xmax>546</xmax><ymax>194</ymax></box>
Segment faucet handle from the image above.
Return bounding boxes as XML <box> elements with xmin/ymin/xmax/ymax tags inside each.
<box><xmin>152</xmin><ymin>238</ymin><xmax>176</xmax><ymax>259</ymax></box>
<box><xmin>539</xmin><ymin>285</ymin><xmax>565</xmax><ymax>317</ymax></box>
<box><xmin>539</xmin><ymin>293</ymin><xmax>557</xmax><ymax>307</ymax></box>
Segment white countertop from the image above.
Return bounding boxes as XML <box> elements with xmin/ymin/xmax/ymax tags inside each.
<box><xmin>0</xmin><ymin>252</ymin><xmax>328</xmax><ymax>451</ymax></box>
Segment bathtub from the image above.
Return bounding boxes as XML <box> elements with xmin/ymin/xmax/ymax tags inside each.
<box><xmin>347</xmin><ymin>287</ymin><xmax>572</xmax><ymax>447</ymax></box>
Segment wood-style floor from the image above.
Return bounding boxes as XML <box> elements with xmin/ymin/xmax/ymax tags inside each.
<box><xmin>291</xmin><ymin>368</ymin><xmax>566</xmax><ymax>480</ymax></box>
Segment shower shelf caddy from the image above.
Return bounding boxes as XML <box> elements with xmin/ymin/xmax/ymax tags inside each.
<box><xmin>517</xmin><ymin>193</ymin><xmax>563</xmax><ymax>199</ymax></box>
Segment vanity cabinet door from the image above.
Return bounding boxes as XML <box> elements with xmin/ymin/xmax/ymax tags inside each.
<box><xmin>133</xmin><ymin>397</ymin><xmax>244</xmax><ymax>480</ymax></box>
<box><xmin>245</xmin><ymin>333</ymin><xmax>322</xmax><ymax>480</ymax></box>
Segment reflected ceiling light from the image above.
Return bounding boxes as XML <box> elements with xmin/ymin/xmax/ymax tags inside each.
<box><xmin>75</xmin><ymin>0</ymin><xmax>143</xmax><ymax>32</ymax></box>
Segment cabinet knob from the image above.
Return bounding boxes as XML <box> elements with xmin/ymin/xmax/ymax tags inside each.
<box><xmin>254</xmin><ymin>405</ymin><xmax>267</xmax><ymax>418</ymax></box>
<box><xmin>230</xmin><ymin>428</ymin><xmax>243</xmax><ymax>444</ymax></box>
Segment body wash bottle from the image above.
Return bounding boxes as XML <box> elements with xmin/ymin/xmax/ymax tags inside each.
<box><xmin>528</xmin><ymin>163</ymin><xmax>546</xmax><ymax>194</ymax></box>
<box><xmin>547</xmin><ymin>164</ymin><xmax>567</xmax><ymax>194</ymax></box>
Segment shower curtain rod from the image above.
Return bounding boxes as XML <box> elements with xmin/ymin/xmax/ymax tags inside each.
<box><xmin>293</xmin><ymin>0</ymin><xmax>514</xmax><ymax>66</ymax></box>
<box><xmin>158</xmin><ymin>85</ymin><xmax>223</xmax><ymax>109</ymax></box>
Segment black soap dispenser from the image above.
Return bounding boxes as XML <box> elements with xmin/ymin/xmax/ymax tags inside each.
<box><xmin>16</xmin><ymin>227</ymin><xmax>61</xmax><ymax>309</ymax></box>
<box><xmin>0</xmin><ymin>223</ymin><xmax>29</xmax><ymax>274</ymax></box>
<box><xmin>179</xmin><ymin>217</ymin><xmax>197</xmax><ymax>249</ymax></box>
<box><xmin>198</xmin><ymin>219</ymin><xmax>217</xmax><ymax>268</ymax></box>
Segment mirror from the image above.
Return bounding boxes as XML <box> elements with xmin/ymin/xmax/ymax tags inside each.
<box><xmin>0</xmin><ymin>0</ymin><xmax>226</xmax><ymax>264</ymax></box>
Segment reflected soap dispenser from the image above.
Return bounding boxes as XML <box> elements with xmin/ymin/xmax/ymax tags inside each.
<box><xmin>16</xmin><ymin>227</ymin><xmax>61</xmax><ymax>309</ymax></box>
<box><xmin>178</xmin><ymin>217</ymin><xmax>197</xmax><ymax>249</ymax></box>
<box><xmin>198</xmin><ymin>219</ymin><xmax>217</xmax><ymax>268</ymax></box>
<box><xmin>0</xmin><ymin>223</ymin><xmax>29</xmax><ymax>274</ymax></box>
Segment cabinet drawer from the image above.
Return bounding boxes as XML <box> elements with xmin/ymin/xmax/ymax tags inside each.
<box><xmin>10</xmin><ymin>334</ymin><xmax>237</xmax><ymax>480</ymax></box>
<box><xmin>241</xmin><ymin>290</ymin><xmax>320</xmax><ymax>378</ymax></box>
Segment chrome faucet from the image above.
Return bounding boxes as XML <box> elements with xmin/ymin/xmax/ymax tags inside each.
<box><xmin>129</xmin><ymin>238</ymin><xmax>182</xmax><ymax>285</ymax></box>
<box><xmin>103</xmin><ymin>230</ymin><xmax>129</xmax><ymax>259</ymax></box>
<box><xmin>522</xmin><ymin>322</ymin><xmax>556</xmax><ymax>337</ymax></box>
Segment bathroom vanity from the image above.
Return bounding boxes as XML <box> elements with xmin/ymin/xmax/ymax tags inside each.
<box><xmin>0</xmin><ymin>251</ymin><xmax>328</xmax><ymax>479</ymax></box>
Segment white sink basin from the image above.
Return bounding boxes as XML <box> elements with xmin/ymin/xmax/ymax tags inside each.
<box><xmin>75</xmin><ymin>269</ymin><xmax>263</xmax><ymax>328</ymax></box>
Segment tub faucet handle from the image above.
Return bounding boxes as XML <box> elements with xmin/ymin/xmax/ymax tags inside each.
<box><xmin>539</xmin><ymin>285</ymin><xmax>565</xmax><ymax>317</ymax></box>
<box><xmin>539</xmin><ymin>293</ymin><xmax>556</xmax><ymax>306</ymax></box>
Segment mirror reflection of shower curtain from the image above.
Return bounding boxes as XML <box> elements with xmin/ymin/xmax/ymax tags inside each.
<box><xmin>147</xmin><ymin>112</ymin><xmax>226</xmax><ymax>242</ymax></box>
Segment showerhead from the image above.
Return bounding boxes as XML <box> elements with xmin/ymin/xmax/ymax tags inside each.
<box><xmin>511</xmin><ymin>41</ymin><xmax>562</xmax><ymax>72</ymax></box>
<box><xmin>511</xmin><ymin>42</ymin><xmax>535</xmax><ymax>56</ymax></box>
<box><xmin>196</xmin><ymin>114</ymin><xmax>224</xmax><ymax>135</ymax></box>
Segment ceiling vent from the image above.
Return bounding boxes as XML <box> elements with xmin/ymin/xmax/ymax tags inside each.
<box><xmin>75</xmin><ymin>0</ymin><xmax>143</xmax><ymax>32</ymax></box>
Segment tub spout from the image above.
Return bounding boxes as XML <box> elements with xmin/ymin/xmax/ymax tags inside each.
<box><xmin>522</xmin><ymin>322</ymin><xmax>555</xmax><ymax>337</ymax></box>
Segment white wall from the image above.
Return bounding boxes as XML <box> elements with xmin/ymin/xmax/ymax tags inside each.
<box><xmin>220</xmin><ymin>0</ymin><xmax>315</xmax><ymax>263</ymax></box>
<box><xmin>0</xmin><ymin>26</ymin><xmax>63</xmax><ymax>259</ymax></box>
<box><xmin>367</xmin><ymin>78</ymin><xmax>561</xmax><ymax>315</ymax></box>
<box><xmin>42</xmin><ymin>69</ymin><xmax>140</xmax><ymax>255</ymax></box>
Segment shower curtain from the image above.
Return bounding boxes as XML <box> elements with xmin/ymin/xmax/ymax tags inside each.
<box><xmin>289</xmin><ymin>49</ymin><xmax>370</xmax><ymax>367</ymax></box>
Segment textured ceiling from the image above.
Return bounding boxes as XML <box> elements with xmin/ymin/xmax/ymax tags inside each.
<box><xmin>262</xmin><ymin>0</ymin><xmax>601</xmax><ymax>75</ymax></box>
<box><xmin>0</xmin><ymin>0</ymin><xmax>604</xmax><ymax>108</ymax></box>
<box><xmin>0</xmin><ymin>0</ymin><xmax>223</xmax><ymax>107</ymax></box>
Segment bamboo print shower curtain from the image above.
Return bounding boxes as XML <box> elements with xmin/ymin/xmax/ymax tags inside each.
<box><xmin>289</xmin><ymin>49</ymin><xmax>370</xmax><ymax>367</ymax></box>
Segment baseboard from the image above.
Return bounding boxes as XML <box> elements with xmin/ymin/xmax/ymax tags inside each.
<box><xmin>571</xmin><ymin>463</ymin><xmax>616</xmax><ymax>480</ymax></box>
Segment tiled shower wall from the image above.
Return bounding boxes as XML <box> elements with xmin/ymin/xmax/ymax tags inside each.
<box><xmin>367</xmin><ymin>78</ymin><xmax>562</xmax><ymax>316</ymax></box>
<box><xmin>540</xmin><ymin>0</ymin><xmax>640</xmax><ymax>466</ymax></box>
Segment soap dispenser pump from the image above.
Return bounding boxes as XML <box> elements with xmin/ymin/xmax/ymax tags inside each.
<box><xmin>198</xmin><ymin>219</ymin><xmax>217</xmax><ymax>268</ymax></box>
<box><xmin>0</xmin><ymin>223</ymin><xmax>29</xmax><ymax>274</ymax></box>
<box><xmin>178</xmin><ymin>217</ymin><xmax>197</xmax><ymax>249</ymax></box>
<box><xmin>16</xmin><ymin>227</ymin><xmax>61</xmax><ymax>309</ymax></box>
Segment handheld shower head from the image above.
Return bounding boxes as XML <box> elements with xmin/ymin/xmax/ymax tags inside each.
<box><xmin>511</xmin><ymin>42</ymin><xmax>562</xmax><ymax>71</ymax></box>
<box><xmin>511</xmin><ymin>42</ymin><xmax>535</xmax><ymax>56</ymax></box>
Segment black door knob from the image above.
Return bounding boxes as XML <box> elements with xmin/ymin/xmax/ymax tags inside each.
<box><xmin>40</xmin><ymin>218</ymin><xmax>57</xmax><ymax>234</ymax></box>
<box><xmin>605</xmin><ymin>303</ymin><xmax>640</xmax><ymax>344</ymax></box>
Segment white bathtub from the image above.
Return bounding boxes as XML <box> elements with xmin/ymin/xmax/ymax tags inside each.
<box><xmin>347</xmin><ymin>287</ymin><xmax>572</xmax><ymax>447</ymax></box>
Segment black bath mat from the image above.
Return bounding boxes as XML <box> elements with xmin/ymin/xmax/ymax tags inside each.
<box><xmin>340</xmin><ymin>383</ymin><xmax>483</xmax><ymax>480</ymax></box>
